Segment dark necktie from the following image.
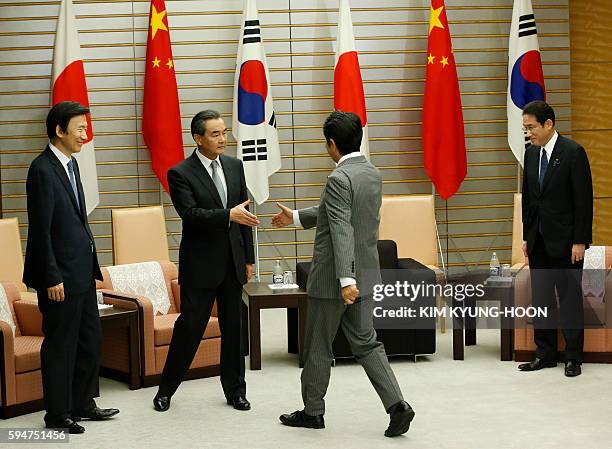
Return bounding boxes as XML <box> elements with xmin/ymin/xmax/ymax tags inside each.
<box><xmin>67</xmin><ymin>159</ymin><xmax>80</xmax><ymax>208</ymax></box>
<box><xmin>211</xmin><ymin>159</ymin><xmax>227</xmax><ymax>208</ymax></box>
<box><xmin>538</xmin><ymin>148</ymin><xmax>548</xmax><ymax>189</ymax></box>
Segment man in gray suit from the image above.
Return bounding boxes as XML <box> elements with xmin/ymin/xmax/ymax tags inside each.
<box><xmin>272</xmin><ymin>111</ymin><xmax>414</xmax><ymax>438</ymax></box>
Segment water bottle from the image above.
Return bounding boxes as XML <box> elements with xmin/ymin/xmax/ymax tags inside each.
<box><xmin>273</xmin><ymin>260</ymin><xmax>284</xmax><ymax>284</ymax></box>
<box><xmin>489</xmin><ymin>252</ymin><xmax>501</xmax><ymax>277</ymax></box>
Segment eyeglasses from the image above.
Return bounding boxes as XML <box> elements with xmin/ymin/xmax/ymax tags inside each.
<box><xmin>522</xmin><ymin>125</ymin><xmax>541</xmax><ymax>134</ymax></box>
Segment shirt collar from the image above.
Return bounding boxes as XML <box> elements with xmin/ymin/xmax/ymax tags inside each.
<box><xmin>337</xmin><ymin>151</ymin><xmax>363</xmax><ymax>166</ymax></box>
<box><xmin>542</xmin><ymin>131</ymin><xmax>558</xmax><ymax>158</ymax></box>
<box><xmin>195</xmin><ymin>149</ymin><xmax>219</xmax><ymax>170</ymax></box>
<box><xmin>49</xmin><ymin>142</ymin><xmax>71</xmax><ymax>168</ymax></box>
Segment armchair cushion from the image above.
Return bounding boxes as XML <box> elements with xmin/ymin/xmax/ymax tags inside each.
<box><xmin>13</xmin><ymin>300</ymin><xmax>43</xmax><ymax>336</ymax></box>
<box><xmin>153</xmin><ymin>314</ymin><xmax>221</xmax><ymax>346</ymax></box>
<box><xmin>14</xmin><ymin>336</ymin><xmax>43</xmax><ymax>373</ymax></box>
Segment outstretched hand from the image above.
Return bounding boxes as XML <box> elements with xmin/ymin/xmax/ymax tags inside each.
<box><xmin>230</xmin><ymin>199</ymin><xmax>260</xmax><ymax>227</ymax></box>
<box><xmin>271</xmin><ymin>202</ymin><xmax>294</xmax><ymax>228</ymax></box>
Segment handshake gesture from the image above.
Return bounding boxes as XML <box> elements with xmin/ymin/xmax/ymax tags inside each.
<box><xmin>231</xmin><ymin>201</ymin><xmax>294</xmax><ymax>229</ymax></box>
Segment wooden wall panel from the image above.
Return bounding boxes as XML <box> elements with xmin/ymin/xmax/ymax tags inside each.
<box><xmin>570</xmin><ymin>0</ymin><xmax>612</xmax><ymax>246</ymax></box>
<box><xmin>0</xmin><ymin>0</ymin><xmax>571</xmax><ymax>275</ymax></box>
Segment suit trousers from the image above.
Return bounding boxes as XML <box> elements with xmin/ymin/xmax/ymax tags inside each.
<box><xmin>159</xmin><ymin>260</ymin><xmax>245</xmax><ymax>399</ymax></box>
<box><xmin>529</xmin><ymin>232</ymin><xmax>585</xmax><ymax>363</ymax></box>
<box><xmin>37</xmin><ymin>285</ymin><xmax>101</xmax><ymax>424</ymax></box>
<box><xmin>300</xmin><ymin>296</ymin><xmax>403</xmax><ymax>416</ymax></box>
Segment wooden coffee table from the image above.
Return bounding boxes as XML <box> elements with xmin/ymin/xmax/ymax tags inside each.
<box><xmin>242</xmin><ymin>282</ymin><xmax>307</xmax><ymax>370</ymax></box>
<box><xmin>448</xmin><ymin>270</ymin><xmax>515</xmax><ymax>361</ymax></box>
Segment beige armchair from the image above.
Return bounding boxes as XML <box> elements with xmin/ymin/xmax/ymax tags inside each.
<box><xmin>0</xmin><ymin>282</ymin><xmax>44</xmax><ymax>418</ymax></box>
<box><xmin>111</xmin><ymin>206</ymin><xmax>170</xmax><ymax>265</ymax></box>
<box><xmin>514</xmin><ymin>247</ymin><xmax>612</xmax><ymax>362</ymax></box>
<box><xmin>0</xmin><ymin>218</ymin><xmax>37</xmax><ymax>301</ymax></box>
<box><xmin>379</xmin><ymin>195</ymin><xmax>445</xmax><ymax>332</ymax></box>
<box><xmin>98</xmin><ymin>261</ymin><xmax>220</xmax><ymax>387</ymax></box>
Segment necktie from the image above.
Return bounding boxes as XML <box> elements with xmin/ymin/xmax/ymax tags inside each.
<box><xmin>211</xmin><ymin>159</ymin><xmax>227</xmax><ymax>208</ymax></box>
<box><xmin>67</xmin><ymin>159</ymin><xmax>80</xmax><ymax>208</ymax></box>
<box><xmin>538</xmin><ymin>148</ymin><xmax>548</xmax><ymax>189</ymax></box>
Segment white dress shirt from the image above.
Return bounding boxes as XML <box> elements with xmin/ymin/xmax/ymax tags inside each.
<box><xmin>49</xmin><ymin>142</ymin><xmax>72</xmax><ymax>179</ymax></box>
<box><xmin>195</xmin><ymin>149</ymin><xmax>228</xmax><ymax>205</ymax></box>
<box><xmin>292</xmin><ymin>152</ymin><xmax>363</xmax><ymax>288</ymax></box>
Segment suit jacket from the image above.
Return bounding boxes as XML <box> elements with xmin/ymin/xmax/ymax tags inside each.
<box><xmin>168</xmin><ymin>150</ymin><xmax>254</xmax><ymax>288</ymax></box>
<box><xmin>522</xmin><ymin>134</ymin><xmax>593</xmax><ymax>259</ymax></box>
<box><xmin>299</xmin><ymin>155</ymin><xmax>382</xmax><ymax>300</ymax></box>
<box><xmin>23</xmin><ymin>146</ymin><xmax>102</xmax><ymax>295</ymax></box>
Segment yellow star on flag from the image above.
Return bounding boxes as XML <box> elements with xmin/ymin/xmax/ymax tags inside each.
<box><xmin>428</xmin><ymin>53</ymin><xmax>436</xmax><ymax>64</ymax></box>
<box><xmin>166</xmin><ymin>58</ymin><xmax>173</xmax><ymax>69</ymax></box>
<box><xmin>440</xmin><ymin>56</ymin><xmax>449</xmax><ymax>68</ymax></box>
<box><xmin>150</xmin><ymin>5</ymin><xmax>168</xmax><ymax>40</ymax></box>
<box><xmin>429</xmin><ymin>5</ymin><xmax>445</xmax><ymax>34</ymax></box>
<box><xmin>152</xmin><ymin>57</ymin><xmax>161</xmax><ymax>68</ymax></box>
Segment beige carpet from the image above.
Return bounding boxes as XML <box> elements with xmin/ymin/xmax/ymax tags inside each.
<box><xmin>1</xmin><ymin>308</ymin><xmax>611</xmax><ymax>449</ymax></box>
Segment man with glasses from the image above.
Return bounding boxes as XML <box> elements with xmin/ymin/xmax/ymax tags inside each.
<box><xmin>519</xmin><ymin>100</ymin><xmax>593</xmax><ymax>377</ymax></box>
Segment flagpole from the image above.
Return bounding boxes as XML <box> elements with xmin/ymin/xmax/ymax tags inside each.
<box><xmin>517</xmin><ymin>162</ymin><xmax>521</xmax><ymax>192</ymax></box>
<box><xmin>431</xmin><ymin>185</ymin><xmax>447</xmax><ymax>282</ymax></box>
<box><xmin>253</xmin><ymin>199</ymin><xmax>260</xmax><ymax>281</ymax></box>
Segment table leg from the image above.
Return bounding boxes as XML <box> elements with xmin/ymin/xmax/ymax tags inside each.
<box><xmin>501</xmin><ymin>328</ymin><xmax>513</xmax><ymax>361</ymax></box>
<box><xmin>287</xmin><ymin>308</ymin><xmax>298</xmax><ymax>354</ymax></box>
<box><xmin>248</xmin><ymin>301</ymin><xmax>262</xmax><ymax>370</ymax></box>
<box><xmin>465</xmin><ymin>298</ymin><xmax>476</xmax><ymax>346</ymax></box>
<box><xmin>452</xmin><ymin>296</ymin><xmax>465</xmax><ymax>360</ymax></box>
<box><xmin>500</xmin><ymin>288</ymin><xmax>515</xmax><ymax>361</ymax></box>
<box><xmin>128</xmin><ymin>313</ymin><xmax>141</xmax><ymax>390</ymax></box>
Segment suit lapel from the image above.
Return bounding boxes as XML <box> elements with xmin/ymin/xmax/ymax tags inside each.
<box><xmin>540</xmin><ymin>136</ymin><xmax>565</xmax><ymax>196</ymax></box>
<box><xmin>528</xmin><ymin>147</ymin><xmax>542</xmax><ymax>197</ymax></box>
<box><xmin>187</xmin><ymin>150</ymin><xmax>224</xmax><ymax>208</ymax></box>
<box><xmin>46</xmin><ymin>148</ymin><xmax>82</xmax><ymax>215</ymax></box>
<box><xmin>219</xmin><ymin>155</ymin><xmax>234</xmax><ymax>206</ymax></box>
<box><xmin>72</xmin><ymin>159</ymin><xmax>94</xmax><ymax>240</ymax></box>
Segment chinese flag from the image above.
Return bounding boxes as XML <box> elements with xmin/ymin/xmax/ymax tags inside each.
<box><xmin>142</xmin><ymin>0</ymin><xmax>184</xmax><ymax>192</ymax></box>
<box><xmin>422</xmin><ymin>0</ymin><xmax>466</xmax><ymax>200</ymax></box>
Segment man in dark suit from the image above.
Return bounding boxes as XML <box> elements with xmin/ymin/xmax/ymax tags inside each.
<box><xmin>23</xmin><ymin>101</ymin><xmax>119</xmax><ymax>433</ymax></box>
<box><xmin>153</xmin><ymin>110</ymin><xmax>257</xmax><ymax>412</ymax></box>
<box><xmin>519</xmin><ymin>100</ymin><xmax>593</xmax><ymax>377</ymax></box>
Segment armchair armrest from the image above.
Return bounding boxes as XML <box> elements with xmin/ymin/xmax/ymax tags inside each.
<box><xmin>13</xmin><ymin>300</ymin><xmax>43</xmax><ymax>336</ymax></box>
<box><xmin>100</xmin><ymin>289</ymin><xmax>156</xmax><ymax>377</ymax></box>
<box><xmin>0</xmin><ymin>320</ymin><xmax>17</xmax><ymax>406</ymax></box>
<box><xmin>170</xmin><ymin>280</ymin><xmax>181</xmax><ymax>312</ymax></box>
<box><xmin>397</xmin><ymin>259</ymin><xmax>444</xmax><ymax>283</ymax></box>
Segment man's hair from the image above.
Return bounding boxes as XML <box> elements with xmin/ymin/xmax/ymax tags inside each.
<box><xmin>191</xmin><ymin>109</ymin><xmax>221</xmax><ymax>137</ymax></box>
<box><xmin>323</xmin><ymin>111</ymin><xmax>363</xmax><ymax>155</ymax></box>
<box><xmin>46</xmin><ymin>101</ymin><xmax>89</xmax><ymax>140</ymax></box>
<box><xmin>522</xmin><ymin>100</ymin><xmax>556</xmax><ymax>126</ymax></box>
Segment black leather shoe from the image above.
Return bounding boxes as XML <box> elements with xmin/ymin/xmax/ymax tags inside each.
<box><xmin>279</xmin><ymin>410</ymin><xmax>325</xmax><ymax>429</ymax></box>
<box><xmin>518</xmin><ymin>358</ymin><xmax>557</xmax><ymax>371</ymax></box>
<box><xmin>565</xmin><ymin>360</ymin><xmax>582</xmax><ymax>377</ymax></box>
<box><xmin>227</xmin><ymin>396</ymin><xmax>251</xmax><ymax>411</ymax></box>
<box><xmin>45</xmin><ymin>417</ymin><xmax>85</xmax><ymax>434</ymax></box>
<box><xmin>73</xmin><ymin>407</ymin><xmax>119</xmax><ymax>421</ymax></box>
<box><xmin>153</xmin><ymin>393</ymin><xmax>171</xmax><ymax>412</ymax></box>
<box><xmin>385</xmin><ymin>401</ymin><xmax>415</xmax><ymax>437</ymax></box>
